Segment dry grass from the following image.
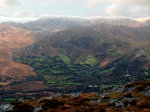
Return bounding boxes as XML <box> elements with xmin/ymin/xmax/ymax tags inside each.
<box><xmin>0</xmin><ymin>26</ymin><xmax>36</xmax><ymax>85</ymax></box>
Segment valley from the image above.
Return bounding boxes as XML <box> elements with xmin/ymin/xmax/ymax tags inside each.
<box><xmin>0</xmin><ymin>17</ymin><xmax>150</xmax><ymax>110</ymax></box>
<box><xmin>1</xmin><ymin>0</ymin><xmax>150</xmax><ymax>111</ymax></box>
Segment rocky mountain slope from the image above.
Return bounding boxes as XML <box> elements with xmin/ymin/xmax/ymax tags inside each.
<box><xmin>2</xmin><ymin>79</ymin><xmax>150</xmax><ymax>112</ymax></box>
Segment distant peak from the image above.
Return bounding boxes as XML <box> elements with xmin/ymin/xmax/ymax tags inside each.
<box><xmin>136</xmin><ymin>17</ymin><xmax>150</xmax><ymax>22</ymax></box>
<box><xmin>0</xmin><ymin>15</ymin><xmax>149</xmax><ymax>24</ymax></box>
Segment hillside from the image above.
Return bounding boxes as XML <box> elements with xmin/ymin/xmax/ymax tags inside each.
<box><xmin>0</xmin><ymin>25</ymin><xmax>36</xmax><ymax>86</ymax></box>
<box><xmin>11</xmin><ymin>24</ymin><xmax>150</xmax><ymax>95</ymax></box>
<box><xmin>3</xmin><ymin>79</ymin><xmax>150</xmax><ymax>112</ymax></box>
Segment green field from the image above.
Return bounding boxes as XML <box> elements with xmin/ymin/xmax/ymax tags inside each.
<box><xmin>60</xmin><ymin>82</ymin><xmax>81</xmax><ymax>85</ymax></box>
<box><xmin>81</xmin><ymin>72</ymin><xmax>92</xmax><ymax>77</ymax></box>
<box><xmin>79</xmin><ymin>56</ymin><xmax>98</xmax><ymax>67</ymax></box>
<box><xmin>100</xmin><ymin>69</ymin><xmax>112</xmax><ymax>75</ymax></box>
<box><xmin>3</xmin><ymin>98</ymin><xmax>16</xmax><ymax>103</ymax></box>
<box><xmin>57</xmin><ymin>55</ymin><xmax>71</xmax><ymax>64</ymax></box>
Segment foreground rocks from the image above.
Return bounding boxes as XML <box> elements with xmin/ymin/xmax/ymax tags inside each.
<box><xmin>5</xmin><ymin>79</ymin><xmax>150</xmax><ymax>112</ymax></box>
<box><xmin>0</xmin><ymin>104</ymin><xmax>14</xmax><ymax>112</ymax></box>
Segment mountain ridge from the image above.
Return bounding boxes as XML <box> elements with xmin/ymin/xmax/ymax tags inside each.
<box><xmin>0</xmin><ymin>16</ymin><xmax>148</xmax><ymax>32</ymax></box>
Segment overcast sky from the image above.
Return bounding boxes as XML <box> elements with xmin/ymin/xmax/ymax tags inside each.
<box><xmin>0</xmin><ymin>0</ymin><xmax>150</xmax><ymax>18</ymax></box>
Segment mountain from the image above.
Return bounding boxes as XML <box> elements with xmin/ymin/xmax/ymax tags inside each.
<box><xmin>10</xmin><ymin>24</ymin><xmax>150</xmax><ymax>95</ymax></box>
<box><xmin>0</xmin><ymin>16</ymin><xmax>36</xmax><ymax>23</ymax></box>
<box><xmin>20</xmin><ymin>17</ymin><xmax>144</xmax><ymax>31</ymax></box>
<box><xmin>136</xmin><ymin>17</ymin><xmax>150</xmax><ymax>24</ymax></box>
<box><xmin>1</xmin><ymin>16</ymin><xmax>147</xmax><ymax>32</ymax></box>
<box><xmin>0</xmin><ymin>17</ymin><xmax>150</xmax><ymax>102</ymax></box>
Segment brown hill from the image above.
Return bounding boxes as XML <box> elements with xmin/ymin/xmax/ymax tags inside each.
<box><xmin>0</xmin><ymin>25</ymin><xmax>36</xmax><ymax>86</ymax></box>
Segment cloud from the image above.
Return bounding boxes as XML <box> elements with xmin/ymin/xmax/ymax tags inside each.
<box><xmin>105</xmin><ymin>4</ymin><xmax>150</xmax><ymax>17</ymax></box>
<box><xmin>113</xmin><ymin>0</ymin><xmax>150</xmax><ymax>6</ymax></box>
<box><xmin>85</xmin><ymin>0</ymin><xmax>150</xmax><ymax>8</ymax></box>
<box><xmin>11</xmin><ymin>11</ymin><xmax>37</xmax><ymax>18</ymax></box>
<box><xmin>130</xmin><ymin>7</ymin><xmax>150</xmax><ymax>17</ymax></box>
<box><xmin>84</xmin><ymin>0</ymin><xmax>104</xmax><ymax>8</ymax></box>
<box><xmin>39</xmin><ymin>0</ymin><xmax>54</xmax><ymax>5</ymax></box>
<box><xmin>0</xmin><ymin>0</ymin><xmax>20</xmax><ymax>7</ymax></box>
<box><xmin>38</xmin><ymin>0</ymin><xmax>74</xmax><ymax>5</ymax></box>
<box><xmin>105</xmin><ymin>4</ymin><xmax>129</xmax><ymax>17</ymax></box>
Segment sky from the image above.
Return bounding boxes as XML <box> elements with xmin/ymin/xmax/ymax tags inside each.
<box><xmin>0</xmin><ymin>0</ymin><xmax>150</xmax><ymax>18</ymax></box>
